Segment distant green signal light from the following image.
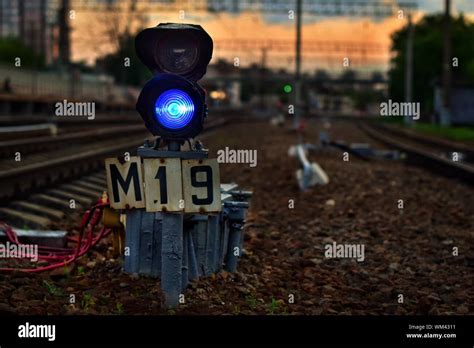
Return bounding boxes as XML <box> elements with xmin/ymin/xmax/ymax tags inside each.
<box><xmin>283</xmin><ymin>84</ymin><xmax>292</xmax><ymax>93</ymax></box>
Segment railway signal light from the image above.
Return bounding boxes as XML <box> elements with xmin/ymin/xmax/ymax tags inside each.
<box><xmin>103</xmin><ymin>22</ymin><xmax>251</xmax><ymax>309</ymax></box>
<box><xmin>135</xmin><ymin>23</ymin><xmax>213</xmax><ymax>140</ymax></box>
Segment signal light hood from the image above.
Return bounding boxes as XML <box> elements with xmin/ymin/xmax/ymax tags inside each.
<box><xmin>135</xmin><ymin>23</ymin><xmax>213</xmax><ymax>82</ymax></box>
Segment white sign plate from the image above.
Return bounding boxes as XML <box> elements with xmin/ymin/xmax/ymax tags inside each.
<box><xmin>182</xmin><ymin>159</ymin><xmax>222</xmax><ymax>213</ymax></box>
<box><xmin>143</xmin><ymin>158</ymin><xmax>183</xmax><ymax>212</ymax></box>
<box><xmin>105</xmin><ymin>157</ymin><xmax>222</xmax><ymax>213</ymax></box>
<box><xmin>105</xmin><ymin>156</ymin><xmax>145</xmax><ymax>209</ymax></box>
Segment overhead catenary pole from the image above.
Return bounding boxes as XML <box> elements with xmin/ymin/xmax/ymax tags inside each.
<box><xmin>441</xmin><ymin>0</ymin><xmax>452</xmax><ymax>126</ymax></box>
<box><xmin>293</xmin><ymin>0</ymin><xmax>302</xmax><ymax>130</ymax></box>
<box><xmin>58</xmin><ymin>0</ymin><xmax>71</xmax><ymax>67</ymax></box>
<box><xmin>259</xmin><ymin>47</ymin><xmax>267</xmax><ymax>109</ymax></box>
<box><xmin>404</xmin><ymin>12</ymin><xmax>414</xmax><ymax>126</ymax></box>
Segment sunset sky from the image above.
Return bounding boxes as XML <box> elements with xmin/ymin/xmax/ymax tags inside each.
<box><xmin>71</xmin><ymin>0</ymin><xmax>474</xmax><ymax>74</ymax></box>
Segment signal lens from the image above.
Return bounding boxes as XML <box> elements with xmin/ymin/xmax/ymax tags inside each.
<box><xmin>156</xmin><ymin>34</ymin><xmax>199</xmax><ymax>75</ymax></box>
<box><xmin>154</xmin><ymin>89</ymin><xmax>195</xmax><ymax>129</ymax></box>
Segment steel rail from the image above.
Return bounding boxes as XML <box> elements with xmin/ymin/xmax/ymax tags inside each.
<box><xmin>360</xmin><ymin>123</ymin><xmax>474</xmax><ymax>185</ymax></box>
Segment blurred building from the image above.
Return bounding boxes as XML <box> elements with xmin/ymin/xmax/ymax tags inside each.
<box><xmin>202</xmin><ymin>61</ymin><xmax>242</xmax><ymax>108</ymax></box>
<box><xmin>0</xmin><ymin>0</ymin><xmax>67</xmax><ymax>65</ymax></box>
<box><xmin>434</xmin><ymin>84</ymin><xmax>474</xmax><ymax>126</ymax></box>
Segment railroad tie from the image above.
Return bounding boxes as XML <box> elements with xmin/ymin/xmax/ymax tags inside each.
<box><xmin>60</xmin><ymin>184</ymin><xmax>102</xmax><ymax>200</ymax></box>
<box><xmin>10</xmin><ymin>201</ymin><xmax>66</xmax><ymax>222</ymax></box>
<box><xmin>84</xmin><ymin>176</ymin><xmax>107</xmax><ymax>187</ymax></box>
<box><xmin>0</xmin><ymin>207</ymin><xmax>52</xmax><ymax>229</ymax></box>
<box><xmin>31</xmin><ymin>193</ymin><xmax>84</xmax><ymax>212</ymax></box>
<box><xmin>46</xmin><ymin>189</ymin><xmax>93</xmax><ymax>207</ymax></box>
<box><xmin>72</xmin><ymin>180</ymin><xmax>105</xmax><ymax>193</ymax></box>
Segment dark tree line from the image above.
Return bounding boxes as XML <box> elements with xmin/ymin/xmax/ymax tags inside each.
<box><xmin>389</xmin><ymin>14</ymin><xmax>474</xmax><ymax>113</ymax></box>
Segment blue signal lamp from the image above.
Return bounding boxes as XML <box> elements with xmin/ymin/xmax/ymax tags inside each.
<box><xmin>136</xmin><ymin>73</ymin><xmax>206</xmax><ymax>140</ymax></box>
<box><xmin>135</xmin><ymin>23</ymin><xmax>212</xmax><ymax>141</ymax></box>
<box><xmin>154</xmin><ymin>89</ymin><xmax>195</xmax><ymax>130</ymax></box>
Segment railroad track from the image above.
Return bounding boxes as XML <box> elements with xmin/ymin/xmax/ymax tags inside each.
<box><xmin>369</xmin><ymin>122</ymin><xmax>474</xmax><ymax>162</ymax></box>
<box><xmin>0</xmin><ymin>172</ymin><xmax>109</xmax><ymax>229</ymax></box>
<box><xmin>0</xmin><ymin>117</ymin><xmax>230</xmax><ymax>229</ymax></box>
<box><xmin>360</xmin><ymin>122</ymin><xmax>474</xmax><ymax>185</ymax></box>
<box><xmin>0</xmin><ymin>113</ymin><xmax>140</xmax><ymax>128</ymax></box>
<box><xmin>0</xmin><ymin>124</ymin><xmax>147</xmax><ymax>157</ymax></box>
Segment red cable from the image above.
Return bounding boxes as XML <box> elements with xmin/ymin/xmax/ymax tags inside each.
<box><xmin>0</xmin><ymin>203</ymin><xmax>113</xmax><ymax>273</ymax></box>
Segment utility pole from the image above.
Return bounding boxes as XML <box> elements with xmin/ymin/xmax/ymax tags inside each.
<box><xmin>259</xmin><ymin>47</ymin><xmax>267</xmax><ymax>109</ymax></box>
<box><xmin>441</xmin><ymin>0</ymin><xmax>452</xmax><ymax>126</ymax></box>
<box><xmin>58</xmin><ymin>0</ymin><xmax>70</xmax><ymax>67</ymax></box>
<box><xmin>293</xmin><ymin>0</ymin><xmax>302</xmax><ymax>130</ymax></box>
<box><xmin>404</xmin><ymin>12</ymin><xmax>414</xmax><ymax>126</ymax></box>
<box><xmin>39</xmin><ymin>0</ymin><xmax>46</xmax><ymax>59</ymax></box>
<box><xmin>19</xmin><ymin>0</ymin><xmax>25</xmax><ymax>40</ymax></box>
